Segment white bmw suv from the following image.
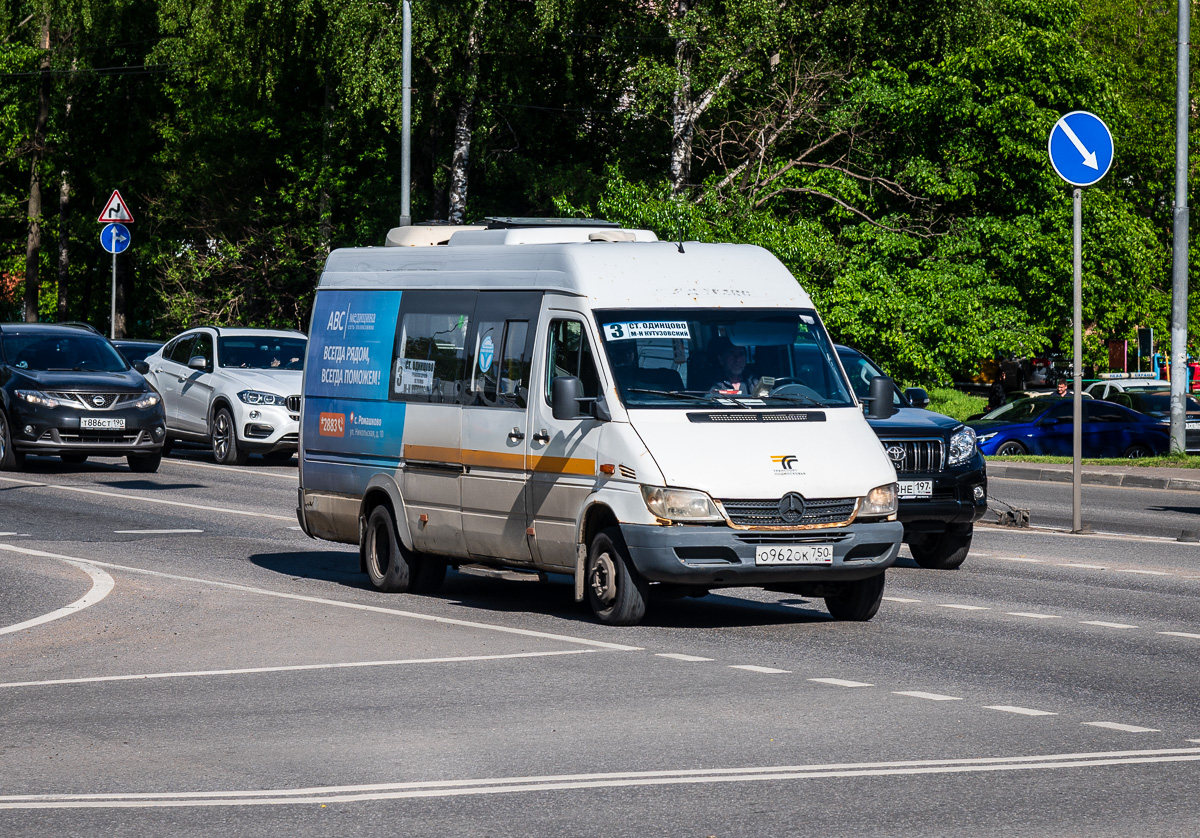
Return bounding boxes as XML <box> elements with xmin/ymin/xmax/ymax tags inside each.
<box><xmin>145</xmin><ymin>327</ymin><xmax>306</xmax><ymax>465</ymax></box>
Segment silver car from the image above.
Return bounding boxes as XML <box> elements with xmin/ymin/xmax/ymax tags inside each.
<box><xmin>145</xmin><ymin>327</ymin><xmax>306</xmax><ymax>465</ymax></box>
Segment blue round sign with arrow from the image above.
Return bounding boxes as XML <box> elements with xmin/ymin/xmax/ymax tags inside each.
<box><xmin>100</xmin><ymin>222</ymin><xmax>131</xmax><ymax>254</ymax></box>
<box><xmin>1048</xmin><ymin>111</ymin><xmax>1114</xmax><ymax>187</ymax></box>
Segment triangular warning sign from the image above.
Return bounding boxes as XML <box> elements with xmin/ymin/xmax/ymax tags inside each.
<box><xmin>97</xmin><ymin>190</ymin><xmax>134</xmax><ymax>223</ymax></box>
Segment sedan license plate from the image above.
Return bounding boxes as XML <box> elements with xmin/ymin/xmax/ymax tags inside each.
<box><xmin>80</xmin><ymin>417</ymin><xmax>125</xmax><ymax>430</ymax></box>
<box><xmin>755</xmin><ymin>544</ymin><xmax>834</xmax><ymax>566</ymax></box>
<box><xmin>898</xmin><ymin>479</ymin><xmax>932</xmax><ymax>498</ymax></box>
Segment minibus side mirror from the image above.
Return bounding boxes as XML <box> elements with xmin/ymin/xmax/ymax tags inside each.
<box><xmin>552</xmin><ymin>376</ymin><xmax>583</xmax><ymax>420</ymax></box>
<box><xmin>866</xmin><ymin>375</ymin><xmax>897</xmax><ymax>419</ymax></box>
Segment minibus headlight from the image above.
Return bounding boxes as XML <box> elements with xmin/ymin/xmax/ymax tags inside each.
<box><xmin>861</xmin><ymin>483</ymin><xmax>897</xmax><ymax>516</ymax></box>
<box><xmin>947</xmin><ymin>426</ymin><xmax>977</xmax><ymax>466</ymax></box>
<box><xmin>641</xmin><ymin>486</ymin><xmax>724</xmax><ymax>523</ymax></box>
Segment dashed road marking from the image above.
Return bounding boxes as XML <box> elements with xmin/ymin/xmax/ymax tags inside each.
<box><xmin>937</xmin><ymin>604</ymin><xmax>990</xmax><ymax>611</ymax></box>
<box><xmin>730</xmin><ymin>665</ymin><xmax>790</xmax><ymax>674</ymax></box>
<box><xmin>656</xmin><ymin>653</ymin><xmax>713</xmax><ymax>662</ymax></box>
<box><xmin>985</xmin><ymin>706</ymin><xmax>1056</xmax><ymax>716</ymax></box>
<box><xmin>1007</xmin><ymin>612</ymin><xmax>1062</xmax><ymax>619</ymax></box>
<box><xmin>883</xmin><ymin>596</ymin><xmax>922</xmax><ymax>603</ymax></box>
<box><xmin>1084</xmin><ymin>722</ymin><xmax>1159</xmax><ymax>733</ymax></box>
<box><xmin>894</xmin><ymin>691</ymin><xmax>962</xmax><ymax>701</ymax></box>
<box><xmin>1113</xmin><ymin>568</ymin><xmax>1170</xmax><ymax>576</ymax></box>
<box><xmin>1062</xmin><ymin>563</ymin><xmax>1106</xmax><ymax>569</ymax></box>
<box><xmin>1158</xmin><ymin>631</ymin><xmax>1200</xmax><ymax>640</ymax></box>
<box><xmin>113</xmin><ymin>529</ymin><xmax>204</xmax><ymax>534</ymax></box>
<box><xmin>1081</xmin><ymin>621</ymin><xmax>1137</xmax><ymax>629</ymax></box>
<box><xmin>994</xmin><ymin>556</ymin><xmax>1042</xmax><ymax>563</ymax></box>
<box><xmin>809</xmin><ymin>678</ymin><xmax>873</xmax><ymax>688</ymax></box>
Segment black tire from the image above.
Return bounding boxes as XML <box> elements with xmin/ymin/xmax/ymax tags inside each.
<box><xmin>363</xmin><ymin>505</ymin><xmax>415</xmax><ymax>593</ymax></box>
<box><xmin>1123</xmin><ymin>444</ymin><xmax>1153</xmax><ymax>459</ymax></box>
<box><xmin>211</xmin><ymin>407</ymin><xmax>248</xmax><ymax>466</ymax></box>
<box><xmin>411</xmin><ymin>557</ymin><xmax>448</xmax><ymax>594</ymax></box>
<box><xmin>908</xmin><ymin>527</ymin><xmax>973</xmax><ymax>570</ymax></box>
<box><xmin>0</xmin><ymin>411</ymin><xmax>23</xmax><ymax>471</ymax></box>
<box><xmin>160</xmin><ymin>437</ymin><xmax>175</xmax><ymax>457</ymax></box>
<box><xmin>127</xmin><ymin>452</ymin><xmax>162</xmax><ymax>473</ymax></box>
<box><xmin>995</xmin><ymin>440</ymin><xmax>1027</xmax><ymax>456</ymax></box>
<box><xmin>586</xmin><ymin>527</ymin><xmax>648</xmax><ymax>626</ymax></box>
<box><xmin>60</xmin><ymin>453</ymin><xmax>89</xmax><ymax>464</ymax></box>
<box><xmin>824</xmin><ymin>572</ymin><xmax>886</xmax><ymax>621</ymax></box>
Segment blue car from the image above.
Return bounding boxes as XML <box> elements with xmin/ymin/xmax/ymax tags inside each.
<box><xmin>968</xmin><ymin>397</ymin><xmax>1168</xmax><ymax>458</ymax></box>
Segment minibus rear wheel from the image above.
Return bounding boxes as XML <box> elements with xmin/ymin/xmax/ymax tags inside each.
<box><xmin>586</xmin><ymin>528</ymin><xmax>648</xmax><ymax>626</ymax></box>
<box><xmin>824</xmin><ymin>572</ymin><xmax>885</xmax><ymax>621</ymax></box>
<box><xmin>364</xmin><ymin>505</ymin><xmax>415</xmax><ymax>592</ymax></box>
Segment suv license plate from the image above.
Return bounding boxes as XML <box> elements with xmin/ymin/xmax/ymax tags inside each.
<box><xmin>755</xmin><ymin>544</ymin><xmax>834</xmax><ymax>565</ymax></box>
<box><xmin>80</xmin><ymin>417</ymin><xmax>125</xmax><ymax>430</ymax></box>
<box><xmin>898</xmin><ymin>480</ymin><xmax>932</xmax><ymax>498</ymax></box>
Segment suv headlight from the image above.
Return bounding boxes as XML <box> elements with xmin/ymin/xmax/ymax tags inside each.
<box><xmin>948</xmin><ymin>426</ymin><xmax>977</xmax><ymax>466</ymax></box>
<box><xmin>861</xmin><ymin>483</ymin><xmax>897</xmax><ymax>516</ymax></box>
<box><xmin>641</xmin><ymin>486</ymin><xmax>724</xmax><ymax>523</ymax></box>
<box><xmin>238</xmin><ymin>390</ymin><xmax>286</xmax><ymax>406</ymax></box>
<box><xmin>16</xmin><ymin>389</ymin><xmax>64</xmax><ymax>408</ymax></box>
<box><xmin>133</xmin><ymin>392</ymin><xmax>161</xmax><ymax>409</ymax></box>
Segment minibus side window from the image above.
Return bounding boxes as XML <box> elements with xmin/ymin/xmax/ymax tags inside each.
<box><xmin>392</xmin><ymin>310</ymin><xmax>471</xmax><ymax>403</ymax></box>
<box><xmin>545</xmin><ymin>319</ymin><xmax>600</xmax><ymax>403</ymax></box>
<box><xmin>472</xmin><ymin>319</ymin><xmax>531</xmax><ymax>408</ymax></box>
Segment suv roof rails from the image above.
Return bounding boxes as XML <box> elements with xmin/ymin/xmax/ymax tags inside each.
<box><xmin>55</xmin><ymin>321</ymin><xmax>103</xmax><ymax>334</ymax></box>
<box><xmin>483</xmin><ymin>217</ymin><xmax>618</xmax><ymax>229</ymax></box>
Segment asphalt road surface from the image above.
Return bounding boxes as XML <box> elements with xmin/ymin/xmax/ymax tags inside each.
<box><xmin>2</xmin><ymin>453</ymin><xmax>1198</xmax><ymax>836</ymax></box>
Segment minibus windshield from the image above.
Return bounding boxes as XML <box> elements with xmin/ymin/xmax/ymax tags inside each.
<box><xmin>594</xmin><ymin>309</ymin><xmax>854</xmax><ymax>409</ymax></box>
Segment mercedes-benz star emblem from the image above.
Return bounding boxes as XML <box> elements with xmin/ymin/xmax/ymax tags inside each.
<box><xmin>777</xmin><ymin>492</ymin><xmax>806</xmax><ymax>524</ymax></box>
<box><xmin>886</xmin><ymin>444</ymin><xmax>906</xmax><ymax>465</ymax></box>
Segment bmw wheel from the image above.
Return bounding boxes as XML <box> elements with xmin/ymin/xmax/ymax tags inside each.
<box><xmin>211</xmin><ymin>407</ymin><xmax>248</xmax><ymax>466</ymax></box>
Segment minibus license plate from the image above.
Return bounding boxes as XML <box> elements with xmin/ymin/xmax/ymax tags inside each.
<box><xmin>80</xmin><ymin>417</ymin><xmax>124</xmax><ymax>430</ymax></box>
<box><xmin>755</xmin><ymin>544</ymin><xmax>833</xmax><ymax>565</ymax></box>
<box><xmin>898</xmin><ymin>480</ymin><xmax>932</xmax><ymax>498</ymax></box>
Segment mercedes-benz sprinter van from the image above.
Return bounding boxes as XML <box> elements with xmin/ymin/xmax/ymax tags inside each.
<box><xmin>297</xmin><ymin>221</ymin><xmax>903</xmax><ymax>625</ymax></box>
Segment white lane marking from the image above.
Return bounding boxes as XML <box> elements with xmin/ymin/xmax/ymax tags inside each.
<box><xmin>0</xmin><ymin>544</ymin><xmax>642</xmax><ymax>652</ymax></box>
<box><xmin>809</xmin><ymin>678</ymin><xmax>873</xmax><ymax>688</ymax></box>
<box><xmin>730</xmin><ymin>665</ymin><xmax>790</xmax><ymax>674</ymax></box>
<box><xmin>0</xmin><ymin>559</ymin><xmax>114</xmax><ymax>637</ymax></box>
<box><xmin>655</xmin><ymin>653</ymin><xmax>713</xmax><ymax>662</ymax></box>
<box><xmin>1158</xmin><ymin>631</ymin><xmax>1200</xmax><ymax>640</ymax></box>
<box><xmin>164</xmin><ymin>458</ymin><xmax>297</xmax><ymax>480</ymax></box>
<box><xmin>1081</xmin><ymin>620</ymin><xmax>1138</xmax><ymax>629</ymax></box>
<box><xmin>113</xmin><ymin>529</ymin><xmax>204</xmax><ymax>534</ymax></box>
<box><xmin>1112</xmin><ymin>568</ymin><xmax>1170</xmax><ymax>576</ymax></box>
<box><xmin>1062</xmin><ymin>563</ymin><xmax>1106</xmax><ymax>569</ymax></box>
<box><xmin>0</xmin><ymin>475</ymin><xmax>292</xmax><ymax>521</ymax></box>
<box><xmin>883</xmin><ymin>596</ymin><xmax>922</xmax><ymax>603</ymax></box>
<box><xmin>1007</xmin><ymin>612</ymin><xmax>1062</xmax><ymax>619</ymax></box>
<box><xmin>5</xmin><ymin>748</ymin><xmax>1198</xmax><ymax>809</ymax></box>
<box><xmin>0</xmin><ymin>650</ymin><xmax>595</xmax><ymax>690</ymax></box>
<box><xmin>0</xmin><ymin>532</ymin><xmax>30</xmax><ymax>537</ymax></box>
<box><xmin>936</xmin><ymin>604</ymin><xmax>990</xmax><ymax>611</ymax></box>
<box><xmin>1085</xmin><ymin>722</ymin><xmax>1159</xmax><ymax>733</ymax></box>
<box><xmin>994</xmin><ymin>556</ymin><xmax>1042</xmax><ymax>563</ymax></box>
<box><xmin>894</xmin><ymin>691</ymin><xmax>962</xmax><ymax>701</ymax></box>
<box><xmin>985</xmin><ymin>706</ymin><xmax>1056</xmax><ymax>716</ymax></box>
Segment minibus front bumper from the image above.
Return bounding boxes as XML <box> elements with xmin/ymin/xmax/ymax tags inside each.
<box><xmin>619</xmin><ymin>520</ymin><xmax>902</xmax><ymax>587</ymax></box>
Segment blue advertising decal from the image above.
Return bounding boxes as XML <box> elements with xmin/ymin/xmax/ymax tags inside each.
<box><xmin>304</xmin><ymin>395</ymin><xmax>406</xmax><ymax>460</ymax></box>
<box><xmin>307</xmin><ymin>289</ymin><xmax>402</xmax><ymax>401</ymax></box>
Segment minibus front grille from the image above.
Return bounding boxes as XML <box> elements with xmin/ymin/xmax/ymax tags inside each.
<box><xmin>719</xmin><ymin>497</ymin><xmax>857</xmax><ymax>528</ymax></box>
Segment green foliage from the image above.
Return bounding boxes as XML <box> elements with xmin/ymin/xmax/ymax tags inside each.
<box><xmin>926</xmin><ymin>387</ymin><xmax>988</xmax><ymax>422</ymax></box>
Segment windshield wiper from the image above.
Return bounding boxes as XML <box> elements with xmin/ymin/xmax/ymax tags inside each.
<box><xmin>759</xmin><ymin>392</ymin><xmax>826</xmax><ymax>407</ymax></box>
<box><xmin>627</xmin><ymin>388</ymin><xmax>733</xmax><ymax>405</ymax></box>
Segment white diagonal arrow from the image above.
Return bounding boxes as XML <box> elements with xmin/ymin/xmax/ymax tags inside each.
<box><xmin>1055</xmin><ymin>117</ymin><xmax>1098</xmax><ymax>170</ymax></box>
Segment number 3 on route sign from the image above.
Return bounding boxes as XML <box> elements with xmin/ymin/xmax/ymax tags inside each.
<box><xmin>101</xmin><ymin>222</ymin><xmax>131</xmax><ymax>254</ymax></box>
<box><xmin>1048</xmin><ymin>111</ymin><xmax>1114</xmax><ymax>187</ymax></box>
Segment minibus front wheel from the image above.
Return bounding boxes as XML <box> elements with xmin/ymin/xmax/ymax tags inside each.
<box><xmin>586</xmin><ymin>528</ymin><xmax>648</xmax><ymax>626</ymax></box>
<box><xmin>824</xmin><ymin>572</ymin><xmax>886</xmax><ymax>621</ymax></box>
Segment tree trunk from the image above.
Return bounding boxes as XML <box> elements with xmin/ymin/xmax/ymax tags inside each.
<box><xmin>447</xmin><ymin>5</ymin><xmax>484</xmax><ymax>224</ymax></box>
<box><xmin>668</xmin><ymin>0</ymin><xmax>692</xmax><ymax>196</ymax></box>
<box><xmin>318</xmin><ymin>82</ymin><xmax>334</xmax><ymax>252</ymax></box>
<box><xmin>24</xmin><ymin>14</ymin><xmax>51</xmax><ymax>322</ymax></box>
<box><xmin>57</xmin><ymin>173</ymin><xmax>69</xmax><ymax>320</ymax></box>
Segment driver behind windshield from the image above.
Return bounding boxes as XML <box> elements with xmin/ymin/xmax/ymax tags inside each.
<box><xmin>709</xmin><ymin>338</ymin><xmax>755</xmax><ymax>396</ymax></box>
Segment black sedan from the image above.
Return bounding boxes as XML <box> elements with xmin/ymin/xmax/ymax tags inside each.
<box><xmin>0</xmin><ymin>323</ymin><xmax>166</xmax><ymax>471</ymax></box>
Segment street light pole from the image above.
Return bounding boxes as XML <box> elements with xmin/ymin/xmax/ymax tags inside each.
<box><xmin>1170</xmin><ymin>0</ymin><xmax>1190</xmax><ymax>453</ymax></box>
<box><xmin>399</xmin><ymin>0</ymin><xmax>412</xmax><ymax>228</ymax></box>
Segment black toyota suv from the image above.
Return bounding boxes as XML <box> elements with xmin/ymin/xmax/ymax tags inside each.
<box><xmin>0</xmin><ymin>323</ymin><xmax>166</xmax><ymax>472</ymax></box>
<box><xmin>837</xmin><ymin>345</ymin><xmax>988</xmax><ymax>569</ymax></box>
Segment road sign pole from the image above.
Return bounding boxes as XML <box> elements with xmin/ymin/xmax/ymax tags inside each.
<box><xmin>1072</xmin><ymin>187</ymin><xmax>1084</xmax><ymax>533</ymax></box>
<box><xmin>110</xmin><ymin>250</ymin><xmax>117</xmax><ymax>340</ymax></box>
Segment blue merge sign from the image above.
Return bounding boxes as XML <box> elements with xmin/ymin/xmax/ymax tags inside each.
<box><xmin>1048</xmin><ymin>111</ymin><xmax>1114</xmax><ymax>187</ymax></box>
<box><xmin>100</xmin><ymin>222</ymin><xmax>131</xmax><ymax>254</ymax></box>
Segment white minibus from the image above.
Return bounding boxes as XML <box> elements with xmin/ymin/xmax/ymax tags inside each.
<box><xmin>297</xmin><ymin>220</ymin><xmax>903</xmax><ymax>625</ymax></box>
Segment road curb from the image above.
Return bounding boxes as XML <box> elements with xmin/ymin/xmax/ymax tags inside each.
<box><xmin>988</xmin><ymin>462</ymin><xmax>1200</xmax><ymax>493</ymax></box>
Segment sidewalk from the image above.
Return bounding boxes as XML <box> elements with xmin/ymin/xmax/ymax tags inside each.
<box><xmin>987</xmin><ymin>460</ymin><xmax>1200</xmax><ymax>493</ymax></box>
